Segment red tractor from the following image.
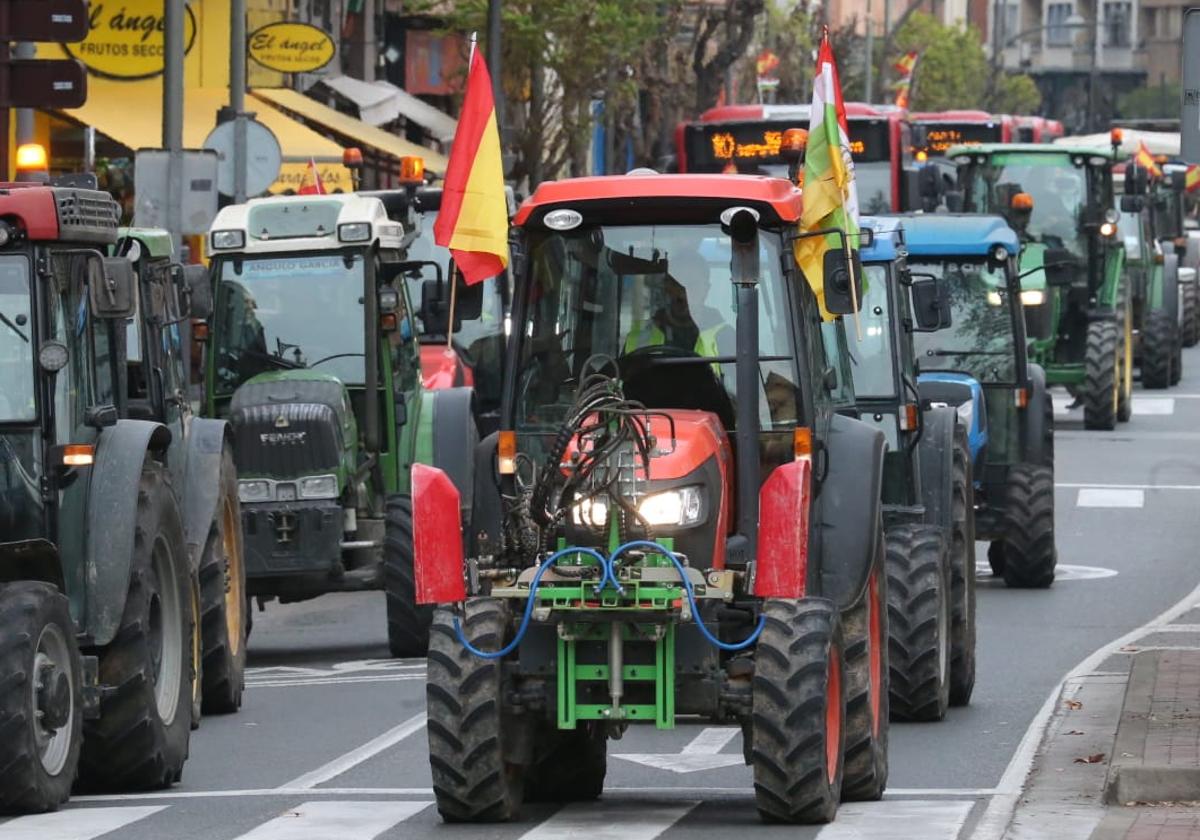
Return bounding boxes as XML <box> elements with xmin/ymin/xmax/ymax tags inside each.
<box><xmin>412</xmin><ymin>174</ymin><xmax>890</xmax><ymax>824</ymax></box>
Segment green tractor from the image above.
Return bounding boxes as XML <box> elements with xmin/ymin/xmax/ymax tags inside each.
<box><xmin>944</xmin><ymin>142</ymin><xmax>1135</xmax><ymax>430</ymax></box>
<box><xmin>200</xmin><ymin>192</ymin><xmax>479</xmax><ymax>657</ymax></box>
<box><xmin>1157</xmin><ymin>164</ymin><xmax>1199</xmax><ymax>348</ymax></box>
<box><xmin>0</xmin><ymin>183</ymin><xmax>208</xmax><ymax>811</ymax></box>
<box><xmin>112</xmin><ymin>228</ymin><xmax>248</xmax><ymax>714</ymax></box>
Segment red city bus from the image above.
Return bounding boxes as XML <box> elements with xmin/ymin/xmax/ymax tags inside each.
<box><xmin>674</xmin><ymin>102</ymin><xmax>914</xmax><ymax>213</ymax></box>
<box><xmin>911</xmin><ymin>110</ymin><xmax>1017</xmax><ymax>155</ymax></box>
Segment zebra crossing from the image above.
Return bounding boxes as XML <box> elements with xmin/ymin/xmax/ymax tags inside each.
<box><xmin>0</xmin><ymin>797</ymin><xmax>983</xmax><ymax>840</ymax></box>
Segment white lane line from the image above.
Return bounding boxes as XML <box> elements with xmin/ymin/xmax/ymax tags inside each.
<box><xmin>972</xmin><ymin>582</ymin><xmax>1200</xmax><ymax>840</ymax></box>
<box><xmin>814</xmin><ymin>800</ymin><xmax>974</xmax><ymax>839</ymax></box>
<box><xmin>0</xmin><ymin>805</ymin><xmax>167</xmax><ymax>840</ymax></box>
<box><xmin>517</xmin><ymin>801</ymin><xmax>698</xmax><ymax>840</ymax></box>
<box><xmin>247</xmin><ymin>675</ymin><xmax>424</xmax><ymax>688</ymax></box>
<box><xmin>231</xmin><ymin>801</ymin><xmax>431</xmax><ymax>840</ymax></box>
<box><xmin>281</xmin><ymin>712</ymin><xmax>428</xmax><ymax>790</ymax></box>
<box><xmin>1057</xmin><ymin>482</ymin><xmax>1200</xmax><ymax>490</ymax></box>
<box><xmin>1133</xmin><ymin>397</ymin><xmax>1176</xmax><ymax>415</ymax></box>
<box><xmin>1155</xmin><ymin>624</ymin><xmax>1200</xmax><ymax>632</ymax></box>
<box><xmin>680</xmin><ymin>727</ymin><xmax>739</xmax><ymax>755</ymax></box>
<box><xmin>1076</xmin><ymin>488</ymin><xmax>1145</xmax><ymax>508</ymax></box>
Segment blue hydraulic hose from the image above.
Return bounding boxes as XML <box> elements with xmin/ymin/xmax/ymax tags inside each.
<box><xmin>610</xmin><ymin>540</ymin><xmax>766</xmax><ymax>652</ymax></box>
<box><xmin>453</xmin><ymin>546</ymin><xmax>609</xmax><ymax>660</ymax></box>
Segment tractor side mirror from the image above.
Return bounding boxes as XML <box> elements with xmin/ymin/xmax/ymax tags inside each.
<box><xmin>1126</xmin><ymin>164</ymin><xmax>1149</xmax><ymax>196</ymax></box>
<box><xmin>85</xmin><ymin>404</ymin><xmax>119</xmax><ymax>429</ymax></box>
<box><xmin>820</xmin><ymin>246</ymin><xmax>864</xmax><ymax>316</ymax></box>
<box><xmin>1120</xmin><ymin>194</ymin><xmax>1145</xmax><ymax>213</ymax></box>
<box><xmin>1043</xmin><ymin>248</ymin><xmax>1077</xmax><ymax>286</ymax></box>
<box><xmin>909</xmin><ymin>274</ymin><xmax>952</xmax><ymax>331</ymax></box>
<box><xmin>1171</xmin><ymin>170</ymin><xmax>1188</xmax><ymax>192</ymax></box>
<box><xmin>89</xmin><ymin>256</ymin><xmax>136</xmax><ymax>319</ymax></box>
<box><xmin>918</xmin><ymin>164</ymin><xmax>942</xmax><ymax>202</ymax></box>
<box><xmin>180</xmin><ymin>265</ymin><xmax>212</xmax><ymax>320</ymax></box>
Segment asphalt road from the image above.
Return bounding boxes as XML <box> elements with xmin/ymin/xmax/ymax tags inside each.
<box><xmin>8</xmin><ymin>349</ymin><xmax>1200</xmax><ymax>840</ymax></box>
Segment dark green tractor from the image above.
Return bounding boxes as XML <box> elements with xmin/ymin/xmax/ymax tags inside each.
<box><xmin>946</xmin><ymin>143</ymin><xmax>1135</xmax><ymax>430</ymax></box>
<box><xmin>200</xmin><ymin>193</ymin><xmax>478</xmax><ymax>657</ymax></box>
<box><xmin>1157</xmin><ymin>165</ymin><xmax>1199</xmax><ymax>348</ymax></box>
<box><xmin>0</xmin><ymin>184</ymin><xmax>198</xmax><ymax>812</ymax></box>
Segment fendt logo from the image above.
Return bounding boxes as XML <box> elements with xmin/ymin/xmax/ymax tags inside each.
<box><xmin>259</xmin><ymin>431</ymin><xmax>306</xmax><ymax>445</ymax></box>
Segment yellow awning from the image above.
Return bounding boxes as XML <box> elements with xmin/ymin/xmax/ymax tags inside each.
<box><xmin>61</xmin><ymin>80</ymin><xmax>353</xmax><ymax>193</ymax></box>
<box><xmin>251</xmin><ymin>87</ymin><xmax>448</xmax><ymax>175</ymax></box>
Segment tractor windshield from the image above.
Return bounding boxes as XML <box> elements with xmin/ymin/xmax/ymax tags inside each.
<box><xmin>843</xmin><ymin>264</ymin><xmax>896</xmax><ymax>397</ymax></box>
<box><xmin>964</xmin><ymin>154</ymin><xmax>1092</xmax><ymax>258</ymax></box>
<box><xmin>515</xmin><ymin>223</ymin><xmax>799</xmax><ymax>437</ymax></box>
<box><xmin>211</xmin><ymin>253</ymin><xmax>367</xmax><ymax>395</ymax></box>
<box><xmin>0</xmin><ymin>256</ymin><xmax>35</xmax><ymax>422</ymax></box>
<box><xmin>910</xmin><ymin>259</ymin><xmax>1017</xmax><ymax>383</ymax></box>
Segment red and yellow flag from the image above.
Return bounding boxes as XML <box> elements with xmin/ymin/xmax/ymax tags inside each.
<box><xmin>1134</xmin><ymin>140</ymin><xmax>1162</xmax><ymax>179</ymax></box>
<box><xmin>893</xmin><ymin>51</ymin><xmax>919</xmax><ymax>77</ymax></box>
<box><xmin>297</xmin><ymin>158</ymin><xmax>326</xmax><ymax>195</ymax></box>
<box><xmin>1185</xmin><ymin>164</ymin><xmax>1200</xmax><ymax>193</ymax></box>
<box><xmin>433</xmin><ymin>47</ymin><xmax>508</xmax><ymax>285</ymax></box>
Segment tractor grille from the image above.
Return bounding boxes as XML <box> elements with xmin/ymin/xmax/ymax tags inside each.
<box><xmin>54</xmin><ymin>189</ymin><xmax>120</xmax><ymax>243</ymax></box>
<box><xmin>230</xmin><ymin>402</ymin><xmax>344</xmax><ymax>479</ymax></box>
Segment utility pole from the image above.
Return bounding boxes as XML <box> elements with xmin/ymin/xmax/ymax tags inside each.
<box><xmin>230</xmin><ymin>0</ymin><xmax>248</xmax><ymax>203</ymax></box>
<box><xmin>487</xmin><ymin>0</ymin><xmax>502</xmax><ymax>121</ymax></box>
<box><xmin>882</xmin><ymin>0</ymin><xmax>891</xmax><ymax>92</ymax></box>
<box><xmin>164</xmin><ymin>0</ymin><xmax>184</xmax><ymax>252</ymax></box>
<box><xmin>13</xmin><ymin>41</ymin><xmax>32</xmax><ymax>145</ymax></box>
<box><xmin>1086</xmin><ymin>17</ymin><xmax>1098</xmax><ymax>132</ymax></box>
<box><xmin>362</xmin><ymin>0</ymin><xmax>376</xmax><ymax>82</ymax></box>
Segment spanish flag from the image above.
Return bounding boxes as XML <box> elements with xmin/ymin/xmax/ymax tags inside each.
<box><xmin>1186</xmin><ymin>164</ymin><xmax>1200</xmax><ymax>193</ymax></box>
<box><xmin>433</xmin><ymin>47</ymin><xmax>508</xmax><ymax>285</ymax></box>
<box><xmin>1134</xmin><ymin>141</ymin><xmax>1162</xmax><ymax>179</ymax></box>
<box><xmin>297</xmin><ymin>158</ymin><xmax>326</xmax><ymax>195</ymax></box>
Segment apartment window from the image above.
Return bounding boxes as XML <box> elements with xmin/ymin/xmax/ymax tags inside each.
<box><xmin>1046</xmin><ymin>3</ymin><xmax>1075</xmax><ymax>45</ymax></box>
<box><xmin>1003</xmin><ymin>3</ymin><xmax>1020</xmax><ymax>41</ymax></box>
<box><xmin>1104</xmin><ymin>1</ymin><xmax>1132</xmax><ymax>46</ymax></box>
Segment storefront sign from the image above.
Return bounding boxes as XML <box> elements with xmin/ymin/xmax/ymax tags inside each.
<box><xmin>248</xmin><ymin>22</ymin><xmax>335</xmax><ymax>74</ymax></box>
<box><xmin>64</xmin><ymin>0</ymin><xmax>198</xmax><ymax>80</ymax></box>
<box><xmin>271</xmin><ymin>162</ymin><xmax>353</xmax><ymax>195</ymax></box>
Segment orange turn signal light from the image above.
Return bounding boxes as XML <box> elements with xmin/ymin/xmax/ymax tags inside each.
<box><xmin>899</xmin><ymin>403</ymin><xmax>920</xmax><ymax>432</ymax></box>
<box><xmin>1011</xmin><ymin>192</ymin><xmax>1034</xmax><ymax>211</ymax></box>
<box><xmin>398</xmin><ymin>156</ymin><xmax>425</xmax><ymax>185</ymax></box>
<box><xmin>793</xmin><ymin>426</ymin><xmax>813</xmax><ymax>460</ymax></box>
<box><xmin>498</xmin><ymin>430</ymin><xmax>517</xmax><ymax>475</ymax></box>
<box><xmin>380</xmin><ymin>312</ymin><xmax>398</xmax><ymax>332</ymax></box>
<box><xmin>61</xmin><ymin>444</ymin><xmax>95</xmax><ymax>467</ymax></box>
<box><xmin>1014</xmin><ymin>387</ymin><xmax>1029</xmax><ymax>409</ymax></box>
<box><xmin>193</xmin><ymin>321</ymin><xmax>210</xmax><ymax>341</ymax></box>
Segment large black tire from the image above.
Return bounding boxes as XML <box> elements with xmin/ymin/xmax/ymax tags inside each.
<box><xmin>987</xmin><ymin>541</ymin><xmax>1005</xmax><ymax>577</ymax></box>
<box><xmin>1181</xmin><ymin>280</ymin><xmax>1198</xmax><ymax>347</ymax></box>
<box><xmin>840</xmin><ymin>530</ymin><xmax>888</xmax><ymax>802</ymax></box>
<box><xmin>383</xmin><ymin>495</ymin><xmax>431</xmax><ymax>658</ymax></box>
<box><xmin>948</xmin><ymin>428</ymin><xmax>977</xmax><ymax>708</ymax></box>
<box><xmin>751</xmin><ymin>598</ymin><xmax>845</xmax><ymax>825</ymax></box>
<box><xmin>885</xmin><ymin>524</ymin><xmax>951</xmax><ymax>722</ymax></box>
<box><xmin>1142</xmin><ymin>308</ymin><xmax>1175</xmax><ymax>389</ymax></box>
<box><xmin>198</xmin><ymin>446</ymin><xmax>247</xmax><ymax>714</ymax></box>
<box><xmin>524</xmin><ymin>723</ymin><xmax>606</xmax><ymax>802</ymax></box>
<box><xmin>998</xmin><ymin>463</ymin><xmax>1057</xmax><ymax>588</ymax></box>
<box><xmin>79</xmin><ymin>461</ymin><xmax>194</xmax><ymax>791</ymax></box>
<box><xmin>0</xmin><ymin>583</ymin><xmax>83</xmax><ymax>814</ymax></box>
<box><xmin>1083</xmin><ymin>320</ymin><xmax>1120</xmax><ymax>430</ymax></box>
<box><xmin>427</xmin><ymin>598</ymin><xmax>526</xmax><ymax>822</ymax></box>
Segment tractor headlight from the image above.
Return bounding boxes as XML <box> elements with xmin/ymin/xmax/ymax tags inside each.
<box><xmin>638</xmin><ymin>486</ymin><xmax>704</xmax><ymax>527</ymax></box>
<box><xmin>211</xmin><ymin>229</ymin><xmax>245</xmax><ymax>250</ymax></box>
<box><xmin>238</xmin><ymin>480</ymin><xmax>272</xmax><ymax>503</ymax></box>
<box><xmin>955</xmin><ymin>400</ymin><xmax>974</xmax><ymax>427</ymax></box>
<box><xmin>1020</xmin><ymin>289</ymin><xmax>1045</xmax><ymax>306</ymax></box>
<box><xmin>299</xmin><ymin>474</ymin><xmax>339</xmax><ymax>500</ymax></box>
<box><xmin>338</xmin><ymin>222</ymin><xmax>372</xmax><ymax>243</ymax></box>
<box><xmin>571</xmin><ymin>497</ymin><xmax>609</xmax><ymax>528</ymax></box>
<box><xmin>987</xmin><ymin>290</ymin><xmax>1003</xmax><ymax>306</ymax></box>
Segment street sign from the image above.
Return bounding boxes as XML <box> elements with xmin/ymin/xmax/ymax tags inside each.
<box><xmin>134</xmin><ymin>149</ymin><xmax>220</xmax><ymax>234</ymax></box>
<box><xmin>204</xmin><ymin>118</ymin><xmax>283</xmax><ymax>197</ymax></box>
<box><xmin>1183</xmin><ymin>9</ymin><xmax>1200</xmax><ymax>163</ymax></box>
<box><xmin>0</xmin><ymin>0</ymin><xmax>88</xmax><ymax>40</ymax></box>
<box><xmin>1</xmin><ymin>58</ymin><xmax>87</xmax><ymax>108</ymax></box>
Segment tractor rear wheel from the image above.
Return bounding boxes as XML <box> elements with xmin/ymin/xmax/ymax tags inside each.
<box><xmin>998</xmin><ymin>463</ymin><xmax>1057</xmax><ymax>588</ymax></box>
<box><xmin>1142</xmin><ymin>309</ymin><xmax>1175</xmax><ymax>389</ymax></box>
<box><xmin>198</xmin><ymin>446</ymin><xmax>247</xmax><ymax>714</ymax></box>
<box><xmin>427</xmin><ymin>598</ymin><xmax>526</xmax><ymax>822</ymax></box>
<box><xmin>840</xmin><ymin>533</ymin><xmax>888</xmax><ymax>803</ymax></box>
<box><xmin>1083</xmin><ymin>320</ymin><xmax>1120</xmax><ymax>430</ymax></box>
<box><xmin>79</xmin><ymin>461</ymin><xmax>194</xmax><ymax>791</ymax></box>
<box><xmin>524</xmin><ymin>722</ymin><xmax>606</xmax><ymax>802</ymax></box>
<box><xmin>885</xmin><ymin>525</ymin><xmax>951</xmax><ymax>722</ymax></box>
<box><xmin>1181</xmin><ymin>280</ymin><xmax>1198</xmax><ymax>347</ymax></box>
<box><xmin>948</xmin><ymin>427</ymin><xmax>977</xmax><ymax>708</ymax></box>
<box><xmin>987</xmin><ymin>541</ymin><xmax>1005</xmax><ymax>577</ymax></box>
<box><xmin>383</xmin><ymin>495</ymin><xmax>431</xmax><ymax>658</ymax></box>
<box><xmin>751</xmin><ymin>598</ymin><xmax>845</xmax><ymax>824</ymax></box>
<box><xmin>0</xmin><ymin>582</ymin><xmax>83</xmax><ymax>814</ymax></box>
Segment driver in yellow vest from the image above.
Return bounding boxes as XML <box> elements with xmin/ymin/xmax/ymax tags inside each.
<box><xmin>623</xmin><ymin>253</ymin><xmax>730</xmax><ymax>362</ymax></box>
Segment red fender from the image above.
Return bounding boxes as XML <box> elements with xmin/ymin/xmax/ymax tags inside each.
<box><xmin>411</xmin><ymin>464</ymin><xmax>466</xmax><ymax>604</ymax></box>
<box><xmin>753</xmin><ymin>458</ymin><xmax>811</xmax><ymax>599</ymax></box>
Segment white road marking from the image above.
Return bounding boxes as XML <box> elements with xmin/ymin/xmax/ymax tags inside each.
<box><xmin>1076</xmin><ymin>488</ymin><xmax>1145</xmax><ymax>508</ymax></box>
<box><xmin>517</xmin><ymin>801</ymin><xmax>698</xmax><ymax>840</ymax></box>
<box><xmin>0</xmin><ymin>806</ymin><xmax>166</xmax><ymax>840</ymax></box>
<box><xmin>1051</xmin><ymin>395</ymin><xmax>1076</xmax><ymax>415</ymax></box>
<box><xmin>247</xmin><ymin>674</ymin><xmax>425</xmax><ymax>688</ymax></box>
<box><xmin>614</xmin><ymin>727</ymin><xmax>743</xmax><ymax>773</ymax></box>
<box><xmin>1056</xmin><ymin>482</ymin><xmax>1200</xmax><ymax>490</ymax></box>
<box><xmin>1133</xmin><ymin>397</ymin><xmax>1176</xmax><ymax>415</ymax></box>
<box><xmin>975</xmin><ymin>562</ymin><xmax>1118</xmax><ymax>582</ymax></box>
<box><xmin>246</xmin><ymin>660</ymin><xmax>425</xmax><ymax>679</ymax></box>
<box><xmin>814</xmin><ymin>800</ymin><xmax>974</xmax><ymax>839</ymax></box>
<box><xmin>281</xmin><ymin>712</ymin><xmax>428</xmax><ymax>790</ymax></box>
<box><xmin>972</xmin><ymin>580</ymin><xmax>1200</xmax><ymax>840</ymax></box>
<box><xmin>1154</xmin><ymin>624</ymin><xmax>1200</xmax><ymax>632</ymax></box>
<box><xmin>230</xmin><ymin>801</ymin><xmax>431</xmax><ymax>840</ymax></box>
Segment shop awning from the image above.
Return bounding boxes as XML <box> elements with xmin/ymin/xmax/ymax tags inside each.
<box><xmin>320</xmin><ymin>75</ymin><xmax>458</xmax><ymax>144</ymax></box>
<box><xmin>62</xmin><ymin>81</ymin><xmax>353</xmax><ymax>192</ymax></box>
<box><xmin>250</xmin><ymin>87</ymin><xmax>449</xmax><ymax>175</ymax></box>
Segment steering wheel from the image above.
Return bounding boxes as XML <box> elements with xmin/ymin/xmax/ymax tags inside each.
<box><xmin>618</xmin><ymin>344</ymin><xmax>701</xmax><ymax>381</ymax></box>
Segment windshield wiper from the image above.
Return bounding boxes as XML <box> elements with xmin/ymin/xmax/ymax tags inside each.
<box><xmin>245</xmin><ymin>347</ymin><xmax>304</xmax><ymax>370</ymax></box>
<box><xmin>0</xmin><ymin>311</ymin><xmax>28</xmax><ymax>344</ymax></box>
<box><xmin>926</xmin><ymin>349</ymin><xmax>1008</xmax><ymax>357</ymax></box>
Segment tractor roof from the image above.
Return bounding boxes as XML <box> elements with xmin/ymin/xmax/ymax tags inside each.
<box><xmin>208</xmin><ymin>192</ymin><xmax>407</xmax><ymax>256</ymax></box>
<box><xmin>882</xmin><ymin>214</ymin><xmax>1019</xmax><ymax>257</ymax></box>
<box><xmin>947</xmin><ymin>142</ymin><xmax>1119</xmax><ymax>159</ymax></box>
<box><xmin>513</xmin><ymin>174</ymin><xmax>802</xmax><ymax>227</ymax></box>
<box><xmin>0</xmin><ymin>184</ymin><xmax>119</xmax><ymax>244</ymax></box>
<box><xmin>117</xmin><ymin>227</ymin><xmax>175</xmax><ymax>259</ymax></box>
<box><xmin>858</xmin><ymin>216</ymin><xmax>905</xmax><ymax>263</ymax></box>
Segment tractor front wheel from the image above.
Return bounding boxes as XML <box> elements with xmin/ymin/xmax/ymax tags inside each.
<box><xmin>998</xmin><ymin>463</ymin><xmax>1057</xmax><ymax>588</ymax></box>
<box><xmin>427</xmin><ymin>599</ymin><xmax>526</xmax><ymax>822</ymax></box>
<box><xmin>840</xmin><ymin>529</ymin><xmax>888</xmax><ymax>802</ymax></box>
<box><xmin>948</xmin><ymin>427</ymin><xmax>977</xmax><ymax>707</ymax></box>
<box><xmin>383</xmin><ymin>495</ymin><xmax>431</xmax><ymax>658</ymax></box>
<box><xmin>885</xmin><ymin>525</ymin><xmax>951</xmax><ymax>722</ymax></box>
<box><xmin>751</xmin><ymin>598</ymin><xmax>845</xmax><ymax>824</ymax></box>
<box><xmin>1083</xmin><ymin>320</ymin><xmax>1120</xmax><ymax>430</ymax></box>
<box><xmin>0</xmin><ymin>582</ymin><xmax>83</xmax><ymax>814</ymax></box>
<box><xmin>1142</xmin><ymin>309</ymin><xmax>1175</xmax><ymax>389</ymax></box>
<box><xmin>198</xmin><ymin>446</ymin><xmax>247</xmax><ymax>714</ymax></box>
<box><xmin>1181</xmin><ymin>280</ymin><xmax>1198</xmax><ymax>347</ymax></box>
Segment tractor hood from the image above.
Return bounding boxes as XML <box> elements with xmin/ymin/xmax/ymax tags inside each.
<box><xmin>229</xmin><ymin>370</ymin><xmax>357</xmax><ymax>482</ymax></box>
